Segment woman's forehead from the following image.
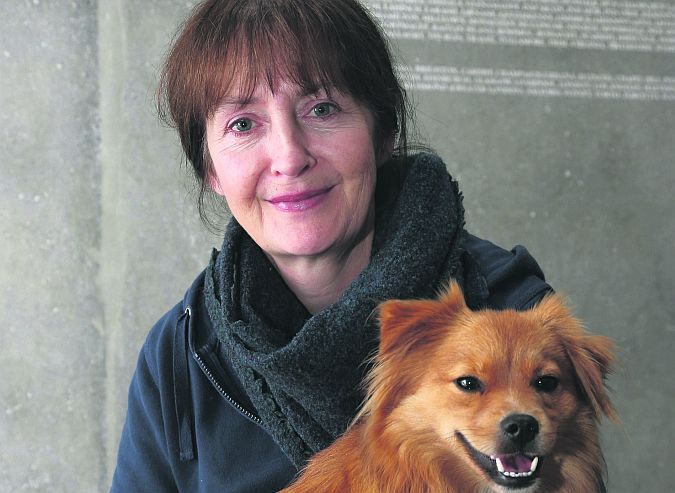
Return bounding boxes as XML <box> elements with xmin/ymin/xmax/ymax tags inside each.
<box><xmin>217</xmin><ymin>34</ymin><xmax>346</xmax><ymax>91</ymax></box>
<box><xmin>212</xmin><ymin>66</ymin><xmax>346</xmax><ymax>112</ymax></box>
<box><xmin>222</xmin><ymin>76</ymin><xmax>338</xmax><ymax>100</ymax></box>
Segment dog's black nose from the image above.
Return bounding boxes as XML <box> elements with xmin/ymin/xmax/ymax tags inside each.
<box><xmin>501</xmin><ymin>414</ymin><xmax>539</xmax><ymax>446</ymax></box>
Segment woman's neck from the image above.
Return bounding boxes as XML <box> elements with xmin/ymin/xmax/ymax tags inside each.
<box><xmin>266</xmin><ymin>230</ymin><xmax>374</xmax><ymax>315</ymax></box>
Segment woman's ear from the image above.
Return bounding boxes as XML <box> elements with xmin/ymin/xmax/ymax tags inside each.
<box><xmin>376</xmin><ymin>134</ymin><xmax>396</xmax><ymax>167</ymax></box>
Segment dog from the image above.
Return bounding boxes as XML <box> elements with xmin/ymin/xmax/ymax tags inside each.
<box><xmin>281</xmin><ymin>282</ymin><xmax>616</xmax><ymax>493</ymax></box>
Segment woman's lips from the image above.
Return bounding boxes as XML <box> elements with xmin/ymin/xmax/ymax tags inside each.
<box><xmin>267</xmin><ymin>187</ymin><xmax>332</xmax><ymax>211</ymax></box>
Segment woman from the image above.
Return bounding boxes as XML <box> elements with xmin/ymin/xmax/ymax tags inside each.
<box><xmin>110</xmin><ymin>0</ymin><xmax>552</xmax><ymax>491</ymax></box>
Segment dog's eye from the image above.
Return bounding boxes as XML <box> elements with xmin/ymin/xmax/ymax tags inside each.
<box><xmin>455</xmin><ymin>376</ymin><xmax>483</xmax><ymax>392</ymax></box>
<box><xmin>534</xmin><ymin>375</ymin><xmax>559</xmax><ymax>393</ymax></box>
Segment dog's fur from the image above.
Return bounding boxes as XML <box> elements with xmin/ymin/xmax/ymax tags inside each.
<box><xmin>281</xmin><ymin>282</ymin><xmax>616</xmax><ymax>493</ymax></box>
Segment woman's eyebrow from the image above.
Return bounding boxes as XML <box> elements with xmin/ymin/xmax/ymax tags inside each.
<box><xmin>217</xmin><ymin>96</ymin><xmax>259</xmax><ymax>110</ymax></box>
<box><xmin>214</xmin><ymin>86</ymin><xmax>341</xmax><ymax>113</ymax></box>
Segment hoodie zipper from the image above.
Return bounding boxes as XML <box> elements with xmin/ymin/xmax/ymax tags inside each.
<box><xmin>190</xmin><ymin>337</ymin><xmax>263</xmax><ymax>426</ymax></box>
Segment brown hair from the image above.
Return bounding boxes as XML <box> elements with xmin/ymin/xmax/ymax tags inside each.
<box><xmin>158</xmin><ymin>0</ymin><xmax>409</xmax><ymax>226</ymax></box>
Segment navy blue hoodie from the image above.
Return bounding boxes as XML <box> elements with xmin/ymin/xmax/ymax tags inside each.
<box><xmin>110</xmin><ymin>233</ymin><xmax>551</xmax><ymax>492</ymax></box>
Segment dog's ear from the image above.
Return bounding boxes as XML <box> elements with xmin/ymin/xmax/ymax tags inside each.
<box><xmin>537</xmin><ymin>294</ymin><xmax>618</xmax><ymax>422</ymax></box>
<box><xmin>378</xmin><ymin>281</ymin><xmax>467</xmax><ymax>357</ymax></box>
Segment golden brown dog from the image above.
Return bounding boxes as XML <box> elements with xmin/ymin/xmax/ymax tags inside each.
<box><xmin>281</xmin><ymin>282</ymin><xmax>616</xmax><ymax>493</ymax></box>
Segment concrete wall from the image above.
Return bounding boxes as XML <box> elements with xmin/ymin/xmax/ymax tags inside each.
<box><xmin>1</xmin><ymin>0</ymin><xmax>673</xmax><ymax>491</ymax></box>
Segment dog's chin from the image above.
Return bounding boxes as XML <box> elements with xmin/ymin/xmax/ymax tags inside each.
<box><xmin>455</xmin><ymin>432</ymin><xmax>541</xmax><ymax>491</ymax></box>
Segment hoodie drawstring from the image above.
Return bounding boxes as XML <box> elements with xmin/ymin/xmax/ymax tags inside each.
<box><xmin>173</xmin><ymin>306</ymin><xmax>195</xmax><ymax>461</ymax></box>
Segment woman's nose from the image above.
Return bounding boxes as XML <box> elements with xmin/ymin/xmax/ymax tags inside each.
<box><xmin>269</xmin><ymin>119</ymin><xmax>315</xmax><ymax>177</ymax></box>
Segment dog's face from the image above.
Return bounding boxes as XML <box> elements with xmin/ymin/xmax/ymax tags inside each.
<box><xmin>374</xmin><ymin>283</ymin><xmax>614</xmax><ymax>492</ymax></box>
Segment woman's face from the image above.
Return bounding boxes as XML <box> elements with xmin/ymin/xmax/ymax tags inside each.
<box><xmin>205</xmin><ymin>80</ymin><xmax>380</xmax><ymax>263</ymax></box>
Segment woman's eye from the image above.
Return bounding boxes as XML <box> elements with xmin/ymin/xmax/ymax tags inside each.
<box><xmin>229</xmin><ymin>118</ymin><xmax>254</xmax><ymax>133</ymax></box>
<box><xmin>310</xmin><ymin>102</ymin><xmax>338</xmax><ymax>117</ymax></box>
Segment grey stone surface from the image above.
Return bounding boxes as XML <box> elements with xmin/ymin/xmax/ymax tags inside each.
<box><xmin>1</xmin><ymin>1</ymin><xmax>103</xmax><ymax>491</ymax></box>
<box><xmin>1</xmin><ymin>0</ymin><xmax>673</xmax><ymax>492</ymax></box>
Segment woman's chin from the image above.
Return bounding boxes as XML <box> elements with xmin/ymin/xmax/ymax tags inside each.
<box><xmin>259</xmin><ymin>218</ymin><xmax>341</xmax><ymax>259</ymax></box>
<box><xmin>266</xmin><ymin>239</ymin><xmax>334</xmax><ymax>260</ymax></box>
<box><xmin>251</xmin><ymin>209</ymin><xmax>374</xmax><ymax>263</ymax></box>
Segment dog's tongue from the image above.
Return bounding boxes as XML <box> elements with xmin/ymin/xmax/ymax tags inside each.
<box><xmin>497</xmin><ymin>454</ymin><xmax>533</xmax><ymax>473</ymax></box>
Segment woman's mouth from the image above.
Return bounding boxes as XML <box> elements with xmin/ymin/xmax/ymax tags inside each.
<box><xmin>267</xmin><ymin>187</ymin><xmax>332</xmax><ymax>212</ymax></box>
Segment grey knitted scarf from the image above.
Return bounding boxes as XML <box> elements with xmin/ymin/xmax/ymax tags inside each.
<box><xmin>204</xmin><ymin>153</ymin><xmax>465</xmax><ymax>468</ymax></box>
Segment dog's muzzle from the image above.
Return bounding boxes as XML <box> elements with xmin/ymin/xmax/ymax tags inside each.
<box><xmin>457</xmin><ymin>413</ymin><xmax>542</xmax><ymax>489</ymax></box>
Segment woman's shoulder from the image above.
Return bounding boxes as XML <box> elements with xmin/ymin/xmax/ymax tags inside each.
<box><xmin>460</xmin><ymin>231</ymin><xmax>553</xmax><ymax>310</ymax></box>
<box><xmin>113</xmin><ymin>268</ymin><xmax>298</xmax><ymax>492</ymax></box>
<box><xmin>138</xmin><ymin>269</ymin><xmax>208</xmax><ymax>374</ymax></box>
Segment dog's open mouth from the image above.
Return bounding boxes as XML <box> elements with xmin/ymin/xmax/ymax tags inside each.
<box><xmin>456</xmin><ymin>432</ymin><xmax>540</xmax><ymax>489</ymax></box>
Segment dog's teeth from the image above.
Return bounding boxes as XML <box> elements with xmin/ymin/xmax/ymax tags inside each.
<box><xmin>504</xmin><ymin>471</ymin><xmax>534</xmax><ymax>478</ymax></box>
<box><xmin>495</xmin><ymin>456</ymin><xmax>539</xmax><ymax>478</ymax></box>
